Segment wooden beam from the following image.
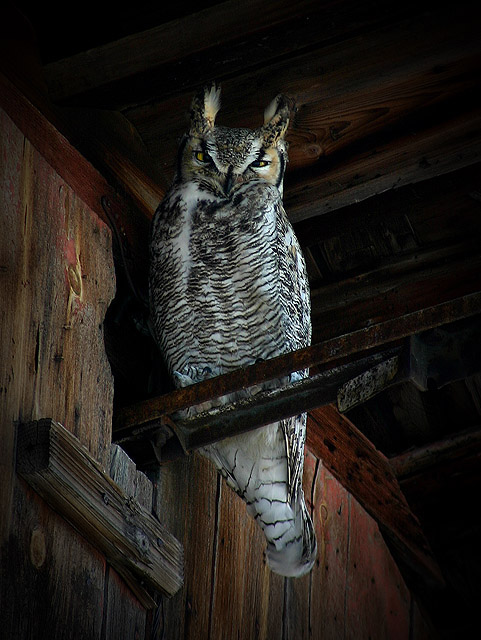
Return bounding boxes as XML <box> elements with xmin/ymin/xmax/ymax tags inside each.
<box><xmin>293</xmin><ymin>164</ymin><xmax>481</xmax><ymax>250</ymax></box>
<box><xmin>16</xmin><ymin>419</ymin><xmax>183</xmax><ymax>606</ymax></box>
<box><xmin>123</xmin><ymin>2</ymin><xmax>481</xmax><ymax>208</ymax></box>
<box><xmin>114</xmin><ymin>291</ymin><xmax>481</xmax><ymax>437</ymax></box>
<box><xmin>306</xmin><ymin>405</ymin><xmax>445</xmax><ymax>590</ymax></box>
<box><xmin>390</xmin><ymin>427</ymin><xmax>481</xmax><ymax>480</ymax></box>
<box><xmin>133</xmin><ymin>350</ymin><xmax>402</xmax><ymax>453</ymax></box>
<box><xmin>285</xmin><ymin>107</ymin><xmax>481</xmax><ymax>222</ymax></box>
<box><xmin>43</xmin><ymin>0</ymin><xmax>404</xmax><ymax>107</ymax></box>
<box><xmin>310</xmin><ymin>242</ymin><xmax>481</xmax><ymax>341</ymax></box>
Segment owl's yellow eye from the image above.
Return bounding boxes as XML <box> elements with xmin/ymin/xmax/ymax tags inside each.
<box><xmin>250</xmin><ymin>158</ymin><xmax>270</xmax><ymax>168</ymax></box>
<box><xmin>195</xmin><ymin>149</ymin><xmax>212</xmax><ymax>163</ymax></box>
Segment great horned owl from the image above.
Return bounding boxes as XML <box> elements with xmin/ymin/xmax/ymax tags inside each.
<box><xmin>149</xmin><ymin>85</ymin><xmax>317</xmax><ymax>577</ymax></box>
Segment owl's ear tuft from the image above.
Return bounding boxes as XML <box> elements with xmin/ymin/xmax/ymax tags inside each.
<box><xmin>190</xmin><ymin>83</ymin><xmax>221</xmax><ymax>136</ymax></box>
<box><xmin>262</xmin><ymin>94</ymin><xmax>291</xmax><ymax>145</ymax></box>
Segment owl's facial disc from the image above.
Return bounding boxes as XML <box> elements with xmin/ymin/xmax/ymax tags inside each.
<box><xmin>181</xmin><ymin>126</ymin><xmax>286</xmax><ymax>197</ymax></box>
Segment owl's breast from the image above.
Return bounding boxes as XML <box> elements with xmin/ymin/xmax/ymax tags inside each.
<box><xmin>150</xmin><ymin>181</ymin><xmax>294</xmax><ymax>377</ymax></box>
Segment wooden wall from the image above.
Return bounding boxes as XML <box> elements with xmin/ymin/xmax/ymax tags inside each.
<box><xmin>156</xmin><ymin>449</ymin><xmax>433</xmax><ymax>639</ymax></box>
<box><xmin>0</xmin><ymin>70</ymin><xmax>433</xmax><ymax>638</ymax></box>
<box><xmin>0</xmin><ymin>103</ymin><xmax>150</xmax><ymax>639</ymax></box>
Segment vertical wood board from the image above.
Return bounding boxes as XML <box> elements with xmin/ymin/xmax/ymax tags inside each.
<box><xmin>0</xmin><ymin>104</ymin><xmax>141</xmax><ymax>640</ymax></box>
<box><xmin>345</xmin><ymin>497</ymin><xmax>411</xmax><ymax>640</ymax></box>
<box><xmin>0</xmin><ymin>482</ymin><xmax>106</xmax><ymax>640</ymax></box>
<box><xmin>0</xmin><ymin>106</ymin><xmax>115</xmax><ymax>469</ymax></box>
<box><xmin>153</xmin><ymin>453</ymin><xmax>219</xmax><ymax>640</ymax></box>
<box><xmin>310</xmin><ymin>461</ymin><xmax>351</xmax><ymax>640</ymax></box>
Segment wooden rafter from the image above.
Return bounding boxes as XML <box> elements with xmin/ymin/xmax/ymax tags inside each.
<box><xmin>306</xmin><ymin>405</ymin><xmax>444</xmax><ymax>590</ymax></box>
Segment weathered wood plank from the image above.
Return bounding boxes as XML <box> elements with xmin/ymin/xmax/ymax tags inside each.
<box><xmin>0</xmin><ymin>72</ymin><xmax>151</xmax><ymax>284</ymax></box>
<box><xmin>309</xmin><ymin>460</ymin><xmax>350</xmax><ymax>639</ymax></box>
<box><xmin>16</xmin><ymin>419</ymin><xmax>183</xmax><ymax>605</ymax></box>
<box><xmin>210</xmin><ymin>481</ymin><xmax>285</xmax><ymax>640</ymax></box>
<box><xmin>43</xmin><ymin>0</ymin><xmax>399</xmax><ymax>107</ymax></box>
<box><xmin>0</xmin><ymin>107</ymin><xmax>115</xmax><ymax>467</ymax></box>
<box><xmin>110</xmin><ymin>443</ymin><xmax>153</xmax><ymax>510</ymax></box>
<box><xmin>306</xmin><ymin>406</ymin><xmax>444</xmax><ymax>590</ymax></box>
<box><xmin>152</xmin><ymin>452</ymin><xmax>219</xmax><ymax>640</ymax></box>
<box><xmin>0</xmin><ymin>102</ymin><xmax>117</xmax><ymax>589</ymax></box>
<box><xmin>0</xmin><ymin>482</ymin><xmax>106</xmax><ymax>640</ymax></box>
<box><xmin>345</xmin><ymin>497</ymin><xmax>411</xmax><ymax>640</ymax></box>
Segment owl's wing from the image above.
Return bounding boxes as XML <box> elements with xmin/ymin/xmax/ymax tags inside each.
<box><xmin>280</xmin><ymin>413</ymin><xmax>307</xmax><ymax>504</ymax></box>
<box><xmin>275</xmin><ymin>200</ymin><xmax>312</xmax><ymax>503</ymax></box>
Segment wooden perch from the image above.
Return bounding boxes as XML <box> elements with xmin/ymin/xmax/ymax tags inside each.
<box><xmin>114</xmin><ymin>290</ymin><xmax>481</xmax><ymax>439</ymax></box>
<box><xmin>16</xmin><ymin>419</ymin><xmax>183</xmax><ymax>607</ymax></box>
<box><xmin>153</xmin><ymin>350</ymin><xmax>402</xmax><ymax>453</ymax></box>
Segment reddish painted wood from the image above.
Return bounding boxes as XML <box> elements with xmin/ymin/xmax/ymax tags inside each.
<box><xmin>345</xmin><ymin>497</ymin><xmax>411</xmax><ymax>640</ymax></box>
<box><xmin>283</xmin><ymin>451</ymin><xmax>318</xmax><ymax>640</ymax></box>
<box><xmin>309</xmin><ymin>461</ymin><xmax>350</xmax><ymax>639</ymax></box>
<box><xmin>307</xmin><ymin>406</ymin><xmax>443</xmax><ymax>590</ymax></box>
<box><xmin>103</xmin><ymin>567</ymin><xmax>147</xmax><ymax>640</ymax></box>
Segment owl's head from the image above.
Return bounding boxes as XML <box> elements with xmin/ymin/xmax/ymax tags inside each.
<box><xmin>175</xmin><ymin>84</ymin><xmax>291</xmax><ymax>197</ymax></box>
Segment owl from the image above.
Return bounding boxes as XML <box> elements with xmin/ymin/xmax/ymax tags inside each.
<box><xmin>149</xmin><ymin>84</ymin><xmax>317</xmax><ymax>577</ymax></box>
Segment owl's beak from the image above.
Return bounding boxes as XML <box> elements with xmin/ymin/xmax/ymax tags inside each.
<box><xmin>223</xmin><ymin>166</ymin><xmax>234</xmax><ymax>195</ymax></box>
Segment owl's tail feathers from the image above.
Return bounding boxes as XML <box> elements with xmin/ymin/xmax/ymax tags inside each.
<box><xmin>264</xmin><ymin>496</ymin><xmax>317</xmax><ymax>578</ymax></box>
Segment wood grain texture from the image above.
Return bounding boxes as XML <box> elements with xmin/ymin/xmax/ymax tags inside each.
<box><xmin>152</xmin><ymin>445</ymin><xmax>431</xmax><ymax>638</ymax></box>
<box><xmin>0</xmin><ymin>103</ymin><xmax>156</xmax><ymax>638</ymax></box>
<box><xmin>16</xmin><ymin>419</ymin><xmax>183</xmax><ymax>605</ymax></box>
<box><xmin>310</xmin><ymin>461</ymin><xmax>350</xmax><ymax>639</ymax></box>
<box><xmin>307</xmin><ymin>406</ymin><xmax>444</xmax><ymax>590</ymax></box>
<box><xmin>0</xmin><ymin>482</ymin><xmax>107</xmax><ymax>640</ymax></box>
<box><xmin>0</xmin><ymin>107</ymin><xmax>115</xmax><ymax>468</ymax></box>
<box><xmin>110</xmin><ymin>443</ymin><xmax>153</xmax><ymax>510</ymax></box>
<box><xmin>102</xmin><ymin>566</ymin><xmax>147</xmax><ymax>640</ymax></box>
<box><xmin>121</xmin><ymin>3</ymin><xmax>481</xmax><ymax>218</ymax></box>
<box><xmin>152</xmin><ymin>453</ymin><xmax>219</xmax><ymax>640</ymax></box>
<box><xmin>345</xmin><ymin>497</ymin><xmax>411</xmax><ymax>640</ymax></box>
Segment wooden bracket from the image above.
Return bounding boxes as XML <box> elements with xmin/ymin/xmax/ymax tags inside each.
<box><xmin>16</xmin><ymin>419</ymin><xmax>183</xmax><ymax>608</ymax></box>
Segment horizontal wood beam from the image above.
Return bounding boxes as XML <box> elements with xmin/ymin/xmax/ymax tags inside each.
<box><xmin>16</xmin><ymin>419</ymin><xmax>183</xmax><ymax>606</ymax></box>
<box><xmin>390</xmin><ymin>427</ymin><xmax>481</xmax><ymax>481</ymax></box>
<box><xmin>43</xmin><ymin>0</ymin><xmax>406</xmax><ymax>107</ymax></box>
<box><xmin>119</xmin><ymin>349</ymin><xmax>401</xmax><ymax>453</ymax></box>
<box><xmin>114</xmin><ymin>291</ymin><xmax>481</xmax><ymax>437</ymax></box>
<box><xmin>310</xmin><ymin>243</ymin><xmax>481</xmax><ymax>341</ymax></box>
<box><xmin>124</xmin><ymin>2</ymin><xmax>481</xmax><ymax>212</ymax></box>
<box><xmin>286</xmin><ymin>107</ymin><xmax>481</xmax><ymax>222</ymax></box>
<box><xmin>306</xmin><ymin>405</ymin><xmax>445</xmax><ymax>590</ymax></box>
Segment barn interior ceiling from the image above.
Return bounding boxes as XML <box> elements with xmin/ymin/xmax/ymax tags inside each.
<box><xmin>9</xmin><ymin>0</ymin><xmax>481</xmax><ymax>636</ymax></box>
